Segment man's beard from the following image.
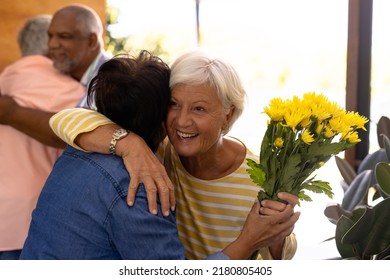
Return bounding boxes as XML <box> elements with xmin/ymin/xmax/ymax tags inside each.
<box><xmin>51</xmin><ymin>51</ymin><xmax>84</xmax><ymax>76</ymax></box>
<box><xmin>53</xmin><ymin>58</ymin><xmax>73</xmax><ymax>75</ymax></box>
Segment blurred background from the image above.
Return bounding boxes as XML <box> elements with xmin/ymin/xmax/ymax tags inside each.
<box><xmin>2</xmin><ymin>0</ymin><xmax>389</xmax><ymax>259</ymax></box>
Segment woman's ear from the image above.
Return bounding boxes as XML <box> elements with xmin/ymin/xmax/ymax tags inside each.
<box><xmin>227</xmin><ymin>105</ymin><xmax>235</xmax><ymax>120</ymax></box>
<box><xmin>222</xmin><ymin>105</ymin><xmax>235</xmax><ymax>132</ymax></box>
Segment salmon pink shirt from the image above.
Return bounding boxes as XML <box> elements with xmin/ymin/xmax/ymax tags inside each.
<box><xmin>0</xmin><ymin>55</ymin><xmax>85</xmax><ymax>250</ymax></box>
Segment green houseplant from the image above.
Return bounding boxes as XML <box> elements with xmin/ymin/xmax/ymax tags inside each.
<box><xmin>324</xmin><ymin>127</ymin><xmax>390</xmax><ymax>259</ymax></box>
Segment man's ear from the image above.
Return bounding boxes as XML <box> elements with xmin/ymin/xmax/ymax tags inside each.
<box><xmin>88</xmin><ymin>33</ymin><xmax>99</xmax><ymax>49</ymax></box>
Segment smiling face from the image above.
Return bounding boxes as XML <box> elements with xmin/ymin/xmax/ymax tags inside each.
<box><xmin>47</xmin><ymin>9</ymin><xmax>98</xmax><ymax>80</ymax></box>
<box><xmin>167</xmin><ymin>83</ymin><xmax>232</xmax><ymax>158</ymax></box>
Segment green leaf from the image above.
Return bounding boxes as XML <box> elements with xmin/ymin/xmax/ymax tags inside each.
<box><xmin>307</xmin><ymin>141</ymin><xmax>346</xmax><ymax>158</ymax></box>
<box><xmin>297</xmin><ymin>191</ymin><xmax>312</xmax><ymax>203</ymax></box>
<box><xmin>357</xmin><ymin>149</ymin><xmax>387</xmax><ymax>174</ymax></box>
<box><xmin>342</xmin><ymin>206</ymin><xmax>375</xmax><ymax>245</ymax></box>
<box><xmin>377</xmin><ymin>116</ymin><xmax>390</xmax><ymax>148</ymax></box>
<box><xmin>375</xmin><ymin>162</ymin><xmax>390</xmax><ymax>196</ymax></box>
<box><xmin>383</xmin><ymin>134</ymin><xmax>390</xmax><ymax>161</ymax></box>
<box><xmin>340</xmin><ymin>199</ymin><xmax>390</xmax><ymax>259</ymax></box>
<box><xmin>259</xmin><ymin>125</ymin><xmax>274</xmax><ymax>161</ymax></box>
<box><xmin>324</xmin><ymin>202</ymin><xmax>352</xmax><ymax>224</ymax></box>
<box><xmin>335</xmin><ymin>155</ymin><xmax>357</xmax><ymax>185</ymax></box>
<box><xmin>336</xmin><ymin>215</ymin><xmax>357</xmax><ymax>258</ymax></box>
<box><xmin>246</xmin><ymin>158</ymin><xmax>266</xmax><ymax>187</ymax></box>
<box><xmin>376</xmin><ymin>246</ymin><xmax>390</xmax><ymax>260</ymax></box>
<box><xmin>278</xmin><ymin>153</ymin><xmax>301</xmax><ymax>191</ymax></box>
<box><xmin>301</xmin><ymin>180</ymin><xmax>334</xmax><ymax>199</ymax></box>
<box><xmin>336</xmin><ymin>208</ymin><xmax>367</xmax><ymax>259</ymax></box>
<box><xmin>258</xmin><ymin>190</ymin><xmax>272</xmax><ymax>202</ymax></box>
<box><xmin>342</xmin><ymin>170</ymin><xmax>372</xmax><ymax>211</ymax></box>
<box><xmin>262</xmin><ymin>152</ymin><xmax>279</xmax><ymax>194</ymax></box>
<box><xmin>360</xmin><ymin>198</ymin><xmax>390</xmax><ymax>257</ymax></box>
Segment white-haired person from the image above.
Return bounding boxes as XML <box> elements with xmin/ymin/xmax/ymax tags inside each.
<box><xmin>0</xmin><ymin>4</ymin><xmax>110</xmax><ymax>148</ymax></box>
<box><xmin>0</xmin><ymin>14</ymin><xmax>85</xmax><ymax>259</ymax></box>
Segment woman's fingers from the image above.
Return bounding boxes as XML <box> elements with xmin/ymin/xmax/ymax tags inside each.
<box><xmin>122</xmin><ymin>137</ymin><xmax>175</xmax><ymax>216</ymax></box>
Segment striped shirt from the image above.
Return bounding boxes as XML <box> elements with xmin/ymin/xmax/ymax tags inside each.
<box><xmin>49</xmin><ymin>108</ymin><xmax>297</xmax><ymax>260</ymax></box>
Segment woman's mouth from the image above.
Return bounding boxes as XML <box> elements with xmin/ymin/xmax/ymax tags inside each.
<box><xmin>177</xmin><ymin>131</ymin><xmax>198</xmax><ymax>139</ymax></box>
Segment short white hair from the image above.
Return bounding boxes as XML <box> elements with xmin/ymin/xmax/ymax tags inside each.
<box><xmin>170</xmin><ymin>51</ymin><xmax>247</xmax><ymax>133</ymax></box>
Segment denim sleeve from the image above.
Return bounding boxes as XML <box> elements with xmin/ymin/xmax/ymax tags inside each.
<box><xmin>205</xmin><ymin>251</ymin><xmax>230</xmax><ymax>260</ymax></box>
<box><xmin>108</xmin><ymin>186</ymin><xmax>185</xmax><ymax>260</ymax></box>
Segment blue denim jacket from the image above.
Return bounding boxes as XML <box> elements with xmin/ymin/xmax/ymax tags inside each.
<box><xmin>20</xmin><ymin>146</ymin><xmax>185</xmax><ymax>260</ymax></box>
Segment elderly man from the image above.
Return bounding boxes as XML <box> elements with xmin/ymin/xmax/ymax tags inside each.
<box><xmin>0</xmin><ymin>4</ymin><xmax>110</xmax><ymax>148</ymax></box>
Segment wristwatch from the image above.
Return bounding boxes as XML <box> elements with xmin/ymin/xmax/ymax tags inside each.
<box><xmin>109</xmin><ymin>128</ymin><xmax>129</xmax><ymax>155</ymax></box>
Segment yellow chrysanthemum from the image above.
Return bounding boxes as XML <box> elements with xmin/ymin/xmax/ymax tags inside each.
<box><xmin>323</xmin><ymin>101</ymin><xmax>345</xmax><ymax>119</ymax></box>
<box><xmin>284</xmin><ymin>111</ymin><xmax>304</xmax><ymax>131</ymax></box>
<box><xmin>303</xmin><ymin>92</ymin><xmax>344</xmax><ymax>122</ymax></box>
<box><xmin>302</xmin><ymin>92</ymin><xmax>325</xmax><ymax>104</ymax></box>
<box><xmin>315</xmin><ymin>121</ymin><xmax>324</xmax><ymax>135</ymax></box>
<box><xmin>328</xmin><ymin>115</ymin><xmax>349</xmax><ymax>134</ymax></box>
<box><xmin>290</xmin><ymin>95</ymin><xmax>303</xmax><ymax>109</ymax></box>
<box><xmin>342</xmin><ymin>131</ymin><xmax>361</xmax><ymax>144</ymax></box>
<box><xmin>283</xmin><ymin>103</ymin><xmax>311</xmax><ymax>131</ymax></box>
<box><xmin>263</xmin><ymin>98</ymin><xmax>286</xmax><ymax>121</ymax></box>
<box><xmin>303</xmin><ymin>92</ymin><xmax>328</xmax><ymax>106</ymax></box>
<box><xmin>301</xmin><ymin>129</ymin><xmax>315</xmax><ymax>144</ymax></box>
<box><xmin>315</xmin><ymin>121</ymin><xmax>335</xmax><ymax>138</ymax></box>
<box><xmin>313</xmin><ymin>107</ymin><xmax>332</xmax><ymax>122</ymax></box>
<box><xmin>344</xmin><ymin>111</ymin><xmax>369</xmax><ymax>131</ymax></box>
<box><xmin>310</xmin><ymin>101</ymin><xmax>331</xmax><ymax>121</ymax></box>
<box><xmin>274</xmin><ymin>137</ymin><xmax>284</xmax><ymax>148</ymax></box>
<box><xmin>300</xmin><ymin>117</ymin><xmax>312</xmax><ymax>129</ymax></box>
<box><xmin>323</xmin><ymin>126</ymin><xmax>336</xmax><ymax>138</ymax></box>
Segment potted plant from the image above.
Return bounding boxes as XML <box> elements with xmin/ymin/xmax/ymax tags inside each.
<box><xmin>324</xmin><ymin>125</ymin><xmax>390</xmax><ymax>259</ymax></box>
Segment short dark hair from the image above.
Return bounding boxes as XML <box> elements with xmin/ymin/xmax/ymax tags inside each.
<box><xmin>87</xmin><ymin>51</ymin><xmax>171</xmax><ymax>152</ymax></box>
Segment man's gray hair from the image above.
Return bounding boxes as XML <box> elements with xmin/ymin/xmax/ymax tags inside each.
<box><xmin>17</xmin><ymin>15</ymin><xmax>52</xmax><ymax>56</ymax></box>
<box><xmin>58</xmin><ymin>4</ymin><xmax>103</xmax><ymax>47</ymax></box>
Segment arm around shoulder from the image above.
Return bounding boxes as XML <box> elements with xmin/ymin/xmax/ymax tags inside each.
<box><xmin>49</xmin><ymin>107</ymin><xmax>175</xmax><ymax>216</ymax></box>
<box><xmin>49</xmin><ymin>108</ymin><xmax>115</xmax><ymax>151</ymax></box>
<box><xmin>0</xmin><ymin>95</ymin><xmax>64</xmax><ymax>147</ymax></box>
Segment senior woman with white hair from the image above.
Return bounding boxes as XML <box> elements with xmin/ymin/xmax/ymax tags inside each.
<box><xmin>49</xmin><ymin>51</ymin><xmax>300</xmax><ymax>260</ymax></box>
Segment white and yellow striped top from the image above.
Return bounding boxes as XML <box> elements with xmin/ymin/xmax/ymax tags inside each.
<box><xmin>50</xmin><ymin>108</ymin><xmax>297</xmax><ymax>260</ymax></box>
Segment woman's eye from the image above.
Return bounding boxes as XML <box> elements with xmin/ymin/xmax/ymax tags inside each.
<box><xmin>194</xmin><ymin>107</ymin><xmax>205</xmax><ymax>112</ymax></box>
<box><xmin>170</xmin><ymin>101</ymin><xmax>178</xmax><ymax>107</ymax></box>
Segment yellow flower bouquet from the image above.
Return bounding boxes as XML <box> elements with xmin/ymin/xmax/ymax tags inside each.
<box><xmin>247</xmin><ymin>92</ymin><xmax>368</xmax><ymax>203</ymax></box>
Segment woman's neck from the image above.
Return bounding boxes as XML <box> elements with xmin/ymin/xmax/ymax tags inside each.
<box><xmin>180</xmin><ymin>136</ymin><xmax>246</xmax><ymax>180</ymax></box>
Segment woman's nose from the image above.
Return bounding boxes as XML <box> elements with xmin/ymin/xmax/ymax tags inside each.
<box><xmin>175</xmin><ymin>109</ymin><xmax>191</xmax><ymax>127</ymax></box>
